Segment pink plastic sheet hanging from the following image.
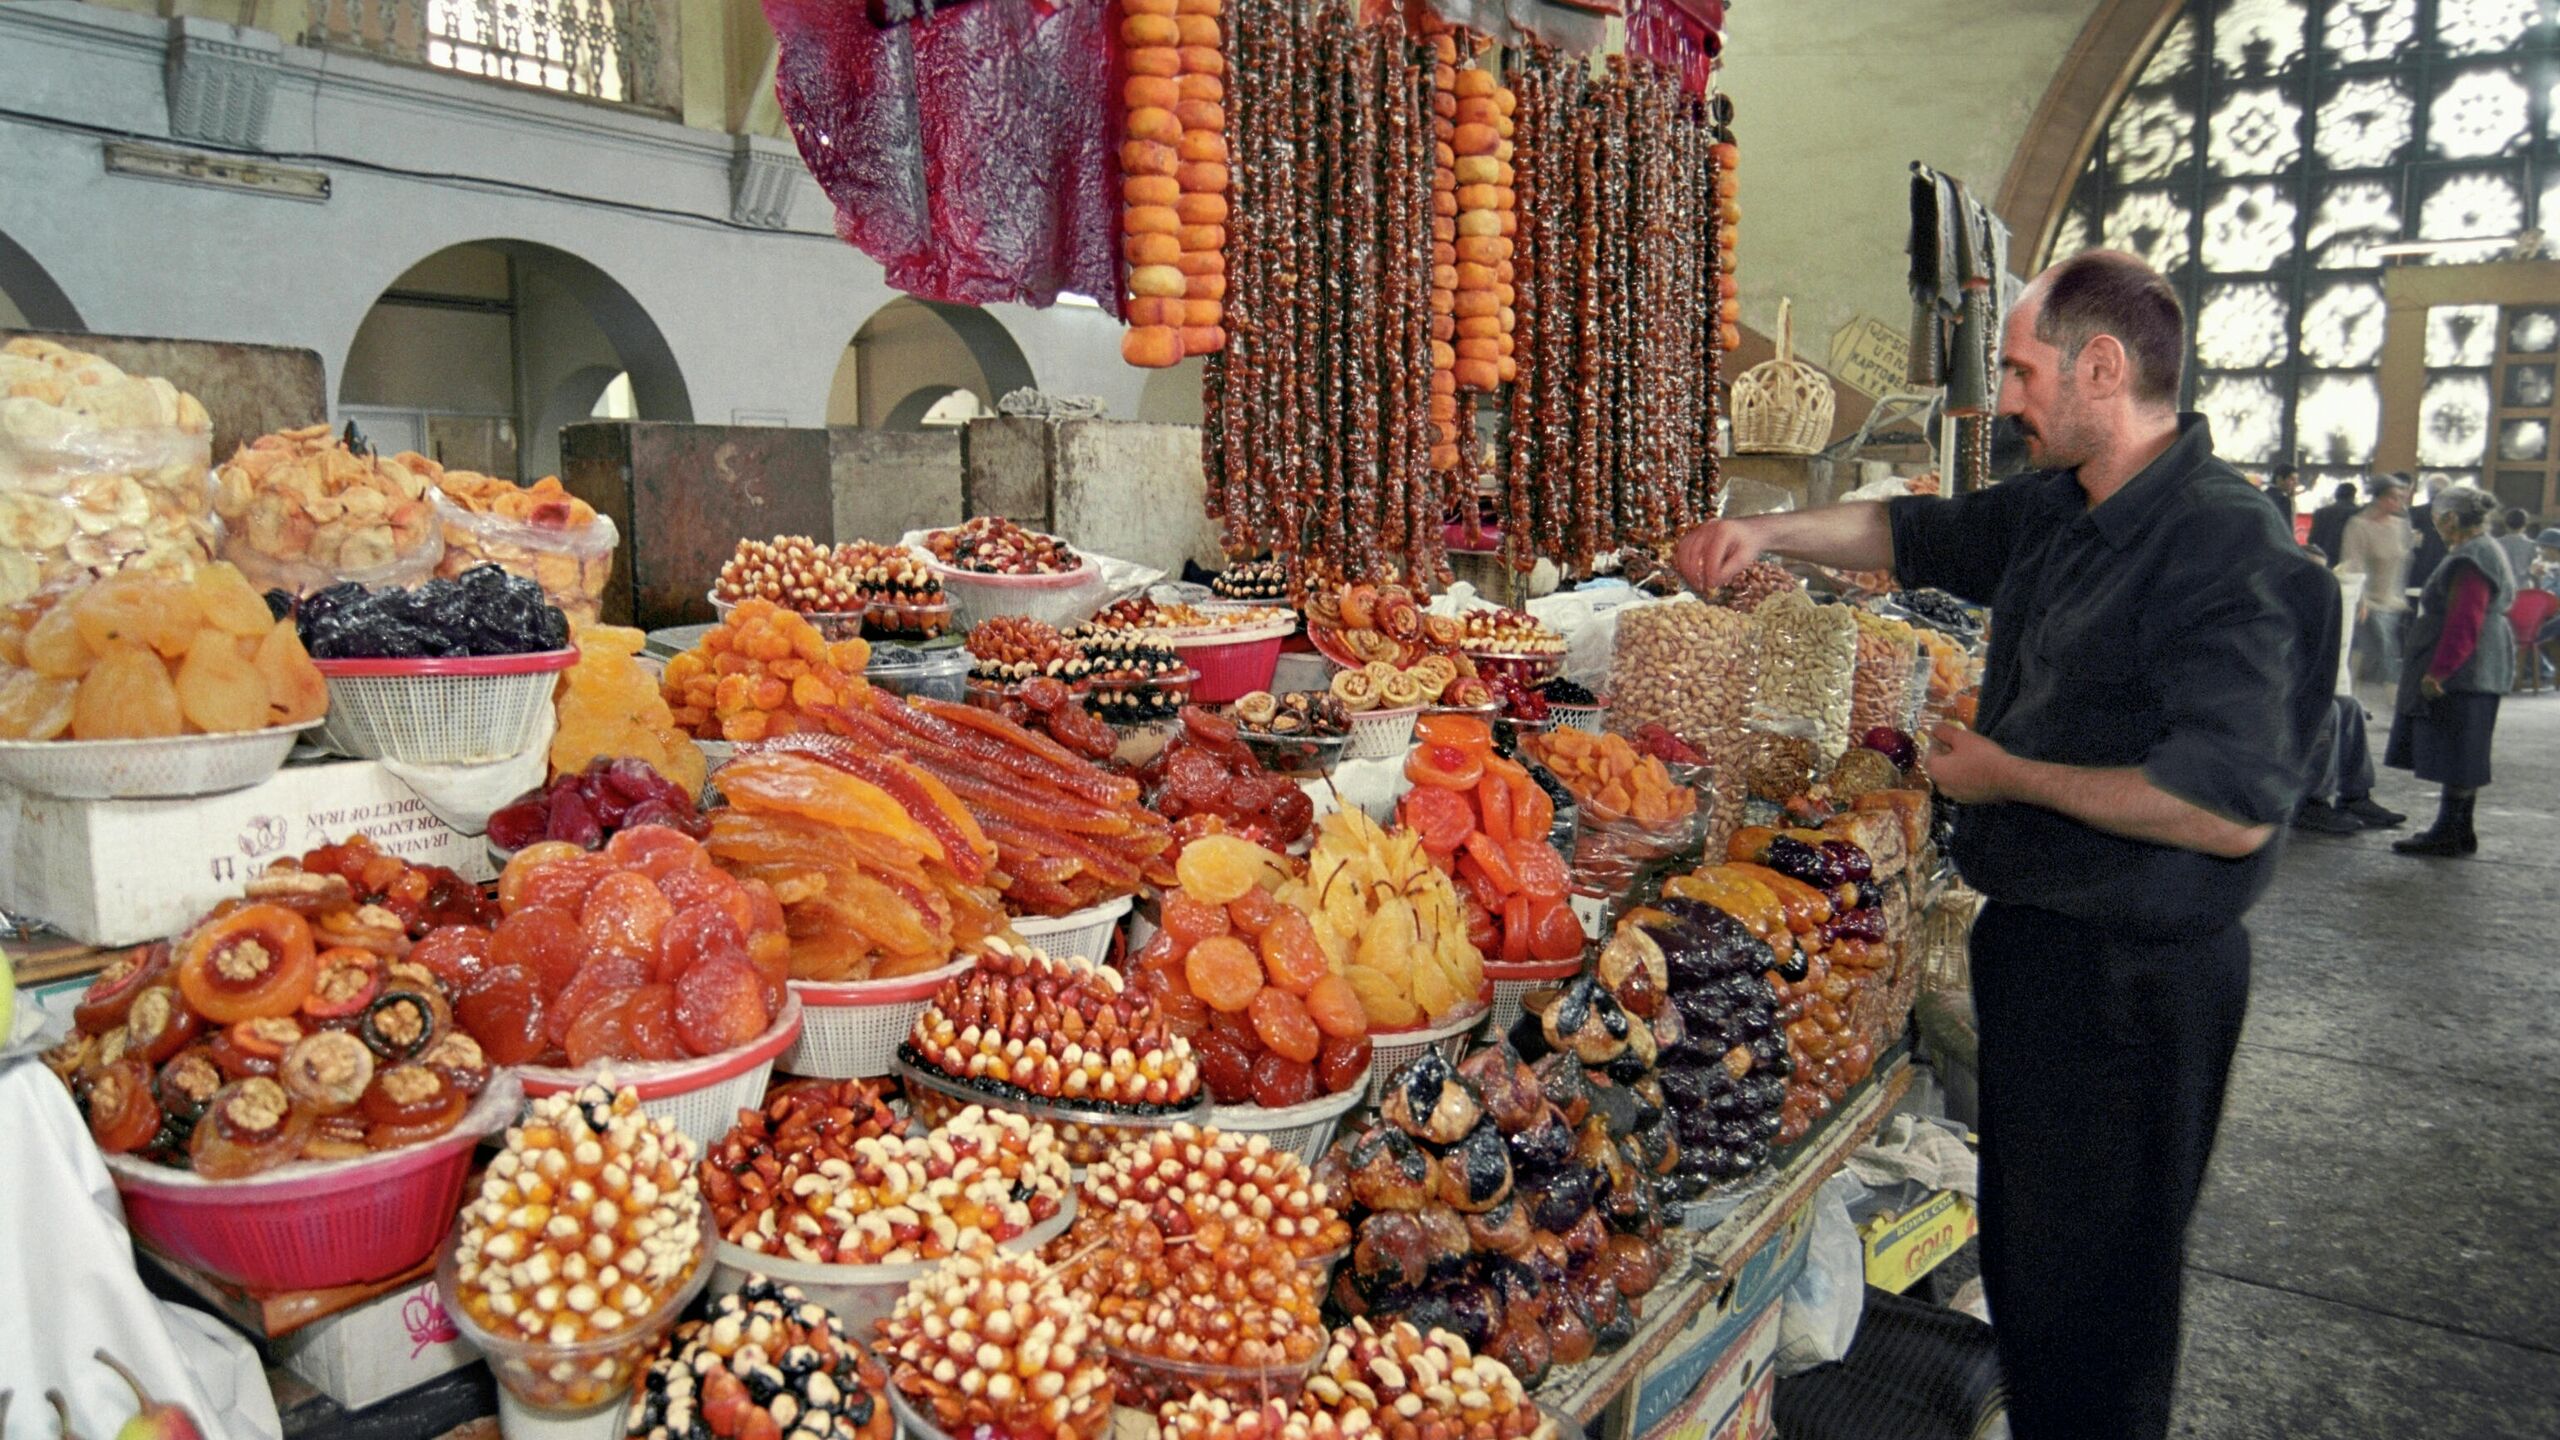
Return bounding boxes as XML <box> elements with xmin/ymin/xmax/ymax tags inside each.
<box><xmin>1623</xmin><ymin>0</ymin><xmax>1723</xmax><ymax>96</ymax></box>
<box><xmin>764</xmin><ymin>0</ymin><xmax>1123</xmax><ymax>312</ymax></box>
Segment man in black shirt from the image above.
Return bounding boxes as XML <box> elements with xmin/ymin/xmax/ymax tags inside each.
<box><xmin>2306</xmin><ymin>479</ymin><xmax>2359</xmax><ymax>563</ymax></box>
<box><xmin>1675</xmin><ymin>250</ymin><xmax>2337</xmax><ymax>1440</ymax></box>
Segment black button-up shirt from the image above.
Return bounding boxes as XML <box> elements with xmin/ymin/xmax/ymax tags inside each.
<box><xmin>1887</xmin><ymin>415</ymin><xmax>2340</xmax><ymax>939</ymax></box>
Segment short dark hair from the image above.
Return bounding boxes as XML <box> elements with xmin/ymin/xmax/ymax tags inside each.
<box><xmin>2502</xmin><ymin>506</ymin><xmax>2529</xmax><ymax>532</ymax></box>
<box><xmin>2333</xmin><ymin>482</ymin><xmax>2357</xmax><ymax>501</ymax></box>
<box><xmin>2033</xmin><ymin>249</ymin><xmax>2186</xmax><ymax>406</ymax></box>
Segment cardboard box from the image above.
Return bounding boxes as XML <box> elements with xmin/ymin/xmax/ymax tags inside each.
<box><xmin>272</xmin><ymin>1271</ymin><xmax>477</xmax><ymax>1410</ymax></box>
<box><xmin>1633</xmin><ymin>1200</ymin><xmax>1815</xmax><ymax>1438</ymax></box>
<box><xmin>1635</xmin><ymin>1299</ymin><xmax>1782</xmax><ymax>1440</ymax></box>
<box><xmin>1860</xmin><ymin>1189</ymin><xmax>1977</xmax><ymax>1295</ymax></box>
<box><xmin>0</xmin><ymin>758</ymin><xmax>490</xmax><ymax>946</ymax></box>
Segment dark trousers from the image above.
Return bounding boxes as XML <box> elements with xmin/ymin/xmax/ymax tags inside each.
<box><xmin>1970</xmin><ymin>901</ymin><xmax>2251</xmax><ymax>1440</ymax></box>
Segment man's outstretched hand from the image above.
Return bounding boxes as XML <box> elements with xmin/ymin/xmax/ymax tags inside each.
<box><xmin>1925</xmin><ymin>722</ymin><xmax>2011</xmax><ymax>804</ymax></box>
<box><xmin>1672</xmin><ymin>519</ymin><xmax>1763</xmax><ymax>595</ymax></box>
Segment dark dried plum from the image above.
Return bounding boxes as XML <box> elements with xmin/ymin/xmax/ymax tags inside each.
<box><xmin>294</xmin><ymin>566</ymin><xmax>570</xmax><ymax>660</ymax></box>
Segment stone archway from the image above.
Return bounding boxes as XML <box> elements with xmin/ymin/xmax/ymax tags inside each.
<box><xmin>1994</xmin><ymin>0</ymin><xmax>2185</xmax><ymax>264</ymax></box>
<box><xmin>831</xmin><ymin>297</ymin><xmax>1035</xmax><ymax>428</ymax></box>
<box><xmin>0</xmin><ymin>227</ymin><xmax>83</xmax><ymax>331</ymax></box>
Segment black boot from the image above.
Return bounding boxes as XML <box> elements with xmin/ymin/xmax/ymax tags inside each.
<box><xmin>2393</xmin><ymin>790</ymin><xmax>2472</xmax><ymax>857</ymax></box>
<box><xmin>2457</xmin><ymin>791</ymin><xmax>2479</xmax><ymax>854</ymax></box>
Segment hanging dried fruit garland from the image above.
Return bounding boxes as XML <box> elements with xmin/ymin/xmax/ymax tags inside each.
<box><xmin>1192</xmin><ymin>7</ymin><xmax>1724</xmax><ymax>589</ymax></box>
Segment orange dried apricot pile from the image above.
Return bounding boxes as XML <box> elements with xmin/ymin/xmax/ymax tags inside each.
<box><xmin>660</xmin><ymin>598</ymin><xmax>869</xmax><ymax>743</ymax></box>
<box><xmin>1522</xmin><ymin>727</ymin><xmax>1696</xmax><ymax>828</ymax></box>
<box><xmin>550</xmin><ymin>622</ymin><xmax>705</xmax><ymax>795</ymax></box>
<box><xmin>0</xmin><ymin>562</ymin><xmax>327</xmax><ymax>740</ymax></box>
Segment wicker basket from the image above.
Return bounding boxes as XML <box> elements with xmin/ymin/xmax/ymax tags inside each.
<box><xmin>1731</xmin><ymin>298</ymin><xmax>1836</xmax><ymax>456</ymax></box>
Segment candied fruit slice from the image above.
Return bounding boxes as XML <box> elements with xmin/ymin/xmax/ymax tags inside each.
<box><xmin>673</xmin><ymin>957</ymin><xmax>769</xmax><ymax>1056</ymax></box>
<box><xmin>497</xmin><ymin>842</ymin><xmax>587</xmax><ymax>913</ymax></box>
<box><xmin>72</xmin><ymin>643</ymin><xmax>183</xmax><ymax>739</ymax></box>
<box><xmin>1183</xmin><ymin>935</ymin><xmax>1263</xmax><ymax>1013</ymax></box>
<box><xmin>1247</xmin><ymin>987</ymin><xmax>1321</xmax><ymax>1065</ymax></box>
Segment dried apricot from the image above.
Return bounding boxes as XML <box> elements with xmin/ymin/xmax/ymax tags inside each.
<box><xmin>1174</xmin><ymin>834</ymin><xmax>1280</xmax><ymax>905</ymax></box>
<box><xmin>673</xmin><ymin>957</ymin><xmax>769</xmax><ymax>1056</ymax></box>
<box><xmin>623</xmin><ymin>984</ymin><xmax>684</xmax><ymax>1061</ymax></box>
<box><xmin>581</xmin><ymin>871</ymin><xmax>674</xmax><ymax>963</ymax></box>
<box><xmin>544</xmin><ymin>955</ymin><xmax>648</xmax><ymax>1047</ymax></box>
<box><xmin>1183</xmin><ymin>934</ymin><xmax>1263</xmax><ymax>1013</ymax></box>
<box><xmin>252</xmin><ymin>624</ymin><xmax>329</xmax><ymax>725</ymax></box>
<box><xmin>174</xmin><ymin>634</ymin><xmax>270</xmax><ymax>733</ymax></box>
<box><xmin>24</xmin><ymin>602</ymin><xmax>92</xmax><ymax>679</ymax></box>
<box><xmin>514</xmin><ymin>852</ymin><xmax>612</xmax><ymax>917</ymax></box>
<box><xmin>1257</xmin><ymin>908</ymin><xmax>1329</xmax><ymax>996</ymax></box>
<box><xmin>497</xmin><ymin>841</ymin><xmax>587</xmax><ymax>913</ymax></box>
<box><xmin>1303</xmin><ymin>973</ymin><xmax>1368</xmax><ymax>1039</ymax></box>
<box><xmin>563</xmin><ymin>993</ymin><xmax>636</xmax><ymax>1067</ymax></box>
<box><xmin>602</xmin><ymin>824</ymin><xmax>699</xmax><ymax>880</ymax></box>
<box><xmin>1160</xmin><ymin>892</ymin><xmax>1231</xmax><ymax>950</ymax></box>
<box><xmin>71</xmin><ymin>643</ymin><xmax>183</xmax><ymax>739</ymax></box>
<box><xmin>0</xmin><ymin>668</ymin><xmax>77</xmax><ymax>740</ymax></box>
<box><xmin>1225</xmin><ymin>885</ymin><xmax>1279</xmax><ymax>937</ymax></box>
<box><xmin>191</xmin><ymin>563</ymin><xmax>275</xmax><ymax>638</ymax></box>
<box><xmin>657</xmin><ymin>905</ymin><xmax>747</xmax><ymax>986</ymax></box>
<box><xmin>455</xmin><ymin>964</ymin><xmax>547</xmax><ymax>1066</ymax></box>
<box><xmin>1247</xmin><ymin>987</ymin><xmax>1321</xmax><ymax>1064</ymax></box>
<box><xmin>1248</xmin><ymin>1050</ymin><xmax>1316</xmax><ymax>1107</ymax></box>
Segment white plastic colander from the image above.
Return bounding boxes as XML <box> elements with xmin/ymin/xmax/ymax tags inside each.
<box><xmin>312</xmin><ymin>650</ymin><xmax>576</xmax><ymax>763</ymax></box>
<box><xmin>778</xmin><ymin>957</ymin><xmax>973</xmax><ymax>1079</ymax></box>
<box><xmin>1210</xmin><ymin>1078</ymin><xmax>1368</xmax><ymax>1164</ymax></box>
<box><xmin>1008</xmin><ymin>894</ymin><xmax>1135</xmax><ymax>964</ymax></box>
<box><xmin>1364</xmin><ymin>998</ymin><xmax>1491</xmax><ymax>1104</ymax></box>
<box><xmin>1550</xmin><ymin>701</ymin><xmax>1609</xmax><ymax>734</ymax></box>
<box><xmin>0</xmin><ymin>720</ymin><xmax>321</xmax><ymax>801</ymax></box>
<box><xmin>1344</xmin><ymin>705</ymin><xmax>1422</xmax><ymax>760</ymax></box>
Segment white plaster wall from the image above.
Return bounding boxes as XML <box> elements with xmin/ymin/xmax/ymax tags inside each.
<box><xmin>0</xmin><ymin>2</ymin><xmax>1153</xmax><ymax>432</ymax></box>
<box><xmin>1716</xmin><ymin>0</ymin><xmax>2103</xmax><ymax>354</ymax></box>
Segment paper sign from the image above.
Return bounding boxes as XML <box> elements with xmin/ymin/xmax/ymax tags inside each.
<box><xmin>1828</xmin><ymin>315</ymin><xmax>1911</xmax><ymax>399</ymax></box>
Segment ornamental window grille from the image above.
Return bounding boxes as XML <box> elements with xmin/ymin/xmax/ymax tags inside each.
<box><xmin>2051</xmin><ymin>0</ymin><xmax>2560</xmax><ymax>492</ymax></box>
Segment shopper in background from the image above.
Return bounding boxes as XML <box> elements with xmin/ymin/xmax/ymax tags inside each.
<box><xmin>2306</xmin><ymin>479</ymin><xmax>2359</xmax><ymax>564</ymax></box>
<box><xmin>2334</xmin><ymin>473</ymin><xmax>2413</xmax><ymax>685</ymax></box>
<box><xmin>2495</xmin><ymin>506</ymin><xmax>2537</xmax><ymax>583</ymax></box>
<box><xmin>2406</xmin><ymin>472</ymin><xmax>2452</xmax><ymax>605</ymax></box>
<box><xmin>1673</xmin><ymin>248</ymin><xmax>2336</xmax><ymax>1440</ymax></box>
<box><xmin>2263</xmin><ymin>464</ymin><xmax>2299</xmax><ymax>527</ymax></box>
<box><xmin>2292</xmin><ymin>695</ymin><xmax>2404</xmax><ymax>833</ymax></box>
<box><xmin>2533</xmin><ymin>529</ymin><xmax>2560</xmax><ymax>681</ymax></box>
<box><xmin>2386</xmin><ymin>485</ymin><xmax>2514</xmax><ymax>858</ymax></box>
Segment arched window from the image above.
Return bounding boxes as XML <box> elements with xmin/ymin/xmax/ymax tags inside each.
<box><xmin>2048</xmin><ymin>0</ymin><xmax>2560</xmax><ymax>496</ymax></box>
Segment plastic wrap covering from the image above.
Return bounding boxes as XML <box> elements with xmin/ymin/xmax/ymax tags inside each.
<box><xmin>1607</xmin><ymin>598</ymin><xmax>1755</xmax><ymax>849</ymax></box>
<box><xmin>1750</xmin><ymin>591</ymin><xmax>1855</xmax><ymax>765</ymax></box>
<box><xmin>0</xmin><ymin>340</ymin><xmax>219</xmax><ymax>605</ymax></box>
<box><xmin>1847</xmin><ymin>609</ymin><xmax>1920</xmax><ymax>740</ymax></box>
<box><xmin>764</xmin><ymin>0</ymin><xmax>1120</xmax><ymax>310</ymax></box>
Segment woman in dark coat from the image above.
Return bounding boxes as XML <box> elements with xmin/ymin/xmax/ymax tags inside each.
<box><xmin>2386</xmin><ymin>485</ymin><xmax>2516</xmax><ymax>856</ymax></box>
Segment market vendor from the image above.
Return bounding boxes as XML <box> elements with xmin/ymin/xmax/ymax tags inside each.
<box><xmin>1673</xmin><ymin>249</ymin><xmax>2337</xmax><ymax>1440</ymax></box>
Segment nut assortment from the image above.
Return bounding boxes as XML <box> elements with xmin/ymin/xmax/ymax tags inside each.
<box><xmin>213</xmin><ymin>428</ymin><xmax>442</xmax><ymax>594</ymax></box>
<box><xmin>900</xmin><ymin>940</ymin><xmax>1202</xmax><ymax>1112</ymax></box>
<box><xmin>876</xmin><ymin>1243</ymin><xmax>1115</xmax><ymax>1440</ymax></box>
<box><xmin>626</xmin><ymin>1280</ymin><xmax>893</xmax><ymax>1440</ymax></box>
<box><xmin>0</xmin><ymin>561</ymin><xmax>329</xmax><ymax>740</ymax></box>
<box><xmin>1848</xmin><ymin>609</ymin><xmax>1919</xmax><ymax>738</ymax></box>
<box><xmin>1055</xmin><ymin>1124</ymin><xmax>1351</xmax><ymax>1400</ymax></box>
<box><xmin>435</xmin><ymin>472</ymin><xmax>615</xmax><ymax>625</ymax></box>
<box><xmin>1751</xmin><ymin>591</ymin><xmax>1856</xmax><ymax>764</ymax></box>
<box><xmin>705</xmin><ymin>1079</ymin><xmax>1070</xmax><ymax>1266</ymax></box>
<box><xmin>1085</xmin><ymin>598</ymin><xmax>1292</xmax><ymax>633</ymax></box>
<box><xmin>923</xmin><ymin>518</ymin><xmax>1081</xmax><ymax>576</ymax></box>
<box><xmin>1710</xmin><ymin>560</ymin><xmax>1794</xmax><ymax>614</ymax></box>
<box><xmin>0</xmin><ymin>340</ymin><xmax>218</xmax><ymax>605</ymax></box>
<box><xmin>1607</xmin><ymin>600</ymin><xmax>1756</xmax><ymax>848</ymax></box>
<box><xmin>450</xmin><ymin>1080</ymin><xmax>704</xmax><ymax>1403</ymax></box>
